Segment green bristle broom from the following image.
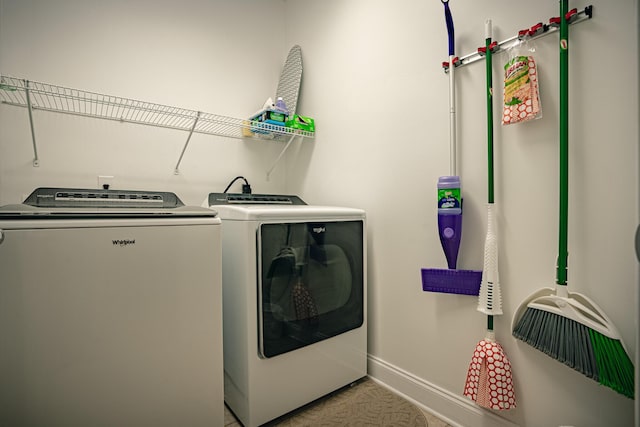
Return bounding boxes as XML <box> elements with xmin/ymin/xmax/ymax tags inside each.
<box><xmin>511</xmin><ymin>0</ymin><xmax>634</xmax><ymax>399</ymax></box>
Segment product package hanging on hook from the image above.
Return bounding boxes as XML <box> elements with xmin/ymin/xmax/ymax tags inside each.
<box><xmin>502</xmin><ymin>38</ymin><xmax>542</xmax><ymax>125</ymax></box>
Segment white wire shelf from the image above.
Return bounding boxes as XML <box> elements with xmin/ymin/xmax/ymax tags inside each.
<box><xmin>0</xmin><ymin>75</ymin><xmax>314</xmax><ymax>173</ymax></box>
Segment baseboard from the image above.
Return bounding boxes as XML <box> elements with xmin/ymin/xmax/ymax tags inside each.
<box><xmin>367</xmin><ymin>354</ymin><xmax>520</xmax><ymax>427</ymax></box>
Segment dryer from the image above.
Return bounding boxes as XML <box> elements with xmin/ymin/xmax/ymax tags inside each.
<box><xmin>205</xmin><ymin>192</ymin><xmax>367</xmax><ymax>427</ymax></box>
<box><xmin>0</xmin><ymin>187</ymin><xmax>223</xmax><ymax>427</ymax></box>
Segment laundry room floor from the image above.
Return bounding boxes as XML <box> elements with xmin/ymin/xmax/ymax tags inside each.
<box><xmin>223</xmin><ymin>377</ymin><xmax>453</xmax><ymax>426</ymax></box>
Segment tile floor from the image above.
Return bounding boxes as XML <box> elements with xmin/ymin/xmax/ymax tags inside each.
<box><xmin>222</xmin><ymin>377</ymin><xmax>453</xmax><ymax>427</ymax></box>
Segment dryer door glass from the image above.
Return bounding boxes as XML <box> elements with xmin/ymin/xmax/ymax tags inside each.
<box><xmin>258</xmin><ymin>220</ymin><xmax>364</xmax><ymax>358</ymax></box>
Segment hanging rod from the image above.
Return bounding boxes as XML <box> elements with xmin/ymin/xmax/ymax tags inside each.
<box><xmin>443</xmin><ymin>5</ymin><xmax>593</xmax><ymax>72</ymax></box>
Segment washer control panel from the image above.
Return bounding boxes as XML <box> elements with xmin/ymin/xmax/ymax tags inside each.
<box><xmin>23</xmin><ymin>187</ymin><xmax>184</xmax><ymax>209</ymax></box>
<box><xmin>207</xmin><ymin>193</ymin><xmax>306</xmax><ymax>206</ymax></box>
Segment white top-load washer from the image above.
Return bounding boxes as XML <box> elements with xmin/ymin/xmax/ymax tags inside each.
<box><xmin>0</xmin><ymin>187</ymin><xmax>223</xmax><ymax>427</ymax></box>
<box><xmin>204</xmin><ymin>192</ymin><xmax>367</xmax><ymax>427</ymax></box>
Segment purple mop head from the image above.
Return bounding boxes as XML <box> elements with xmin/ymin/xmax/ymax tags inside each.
<box><xmin>421</xmin><ymin>268</ymin><xmax>482</xmax><ymax>295</ymax></box>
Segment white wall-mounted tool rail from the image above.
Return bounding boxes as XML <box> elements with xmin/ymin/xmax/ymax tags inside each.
<box><xmin>443</xmin><ymin>5</ymin><xmax>593</xmax><ymax>72</ymax></box>
<box><xmin>0</xmin><ymin>76</ymin><xmax>314</xmax><ymax>173</ymax></box>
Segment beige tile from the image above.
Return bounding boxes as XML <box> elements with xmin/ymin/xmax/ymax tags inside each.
<box><xmin>222</xmin><ymin>378</ymin><xmax>452</xmax><ymax>426</ymax></box>
<box><xmin>224</xmin><ymin>404</ymin><xmax>242</xmax><ymax>427</ymax></box>
<box><xmin>421</xmin><ymin>409</ymin><xmax>454</xmax><ymax>427</ymax></box>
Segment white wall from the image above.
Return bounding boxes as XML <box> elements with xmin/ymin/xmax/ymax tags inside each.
<box><xmin>285</xmin><ymin>1</ymin><xmax>637</xmax><ymax>426</ymax></box>
<box><xmin>1</xmin><ymin>1</ymin><xmax>637</xmax><ymax>426</ymax></box>
<box><xmin>0</xmin><ymin>0</ymin><xmax>290</xmax><ymax>205</ymax></box>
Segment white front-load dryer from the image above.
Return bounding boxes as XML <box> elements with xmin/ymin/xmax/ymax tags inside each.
<box><xmin>205</xmin><ymin>193</ymin><xmax>367</xmax><ymax>427</ymax></box>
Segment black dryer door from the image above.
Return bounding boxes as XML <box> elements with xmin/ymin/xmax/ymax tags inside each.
<box><xmin>258</xmin><ymin>220</ymin><xmax>364</xmax><ymax>358</ymax></box>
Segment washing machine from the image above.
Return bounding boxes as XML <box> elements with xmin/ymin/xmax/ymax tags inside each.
<box><xmin>0</xmin><ymin>187</ymin><xmax>223</xmax><ymax>427</ymax></box>
<box><xmin>205</xmin><ymin>192</ymin><xmax>367</xmax><ymax>427</ymax></box>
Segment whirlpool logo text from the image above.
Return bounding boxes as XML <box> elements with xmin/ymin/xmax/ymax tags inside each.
<box><xmin>112</xmin><ymin>239</ymin><xmax>136</xmax><ymax>246</ymax></box>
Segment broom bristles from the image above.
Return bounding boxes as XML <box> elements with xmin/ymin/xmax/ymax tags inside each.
<box><xmin>513</xmin><ymin>307</ymin><xmax>634</xmax><ymax>399</ymax></box>
<box><xmin>589</xmin><ymin>329</ymin><xmax>635</xmax><ymax>397</ymax></box>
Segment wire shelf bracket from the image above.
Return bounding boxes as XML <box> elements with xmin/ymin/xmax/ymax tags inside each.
<box><xmin>24</xmin><ymin>81</ymin><xmax>40</xmax><ymax>167</ymax></box>
<box><xmin>174</xmin><ymin>111</ymin><xmax>201</xmax><ymax>175</ymax></box>
<box><xmin>266</xmin><ymin>133</ymin><xmax>299</xmax><ymax>180</ymax></box>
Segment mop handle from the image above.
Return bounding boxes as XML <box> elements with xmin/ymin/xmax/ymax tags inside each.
<box><xmin>557</xmin><ymin>0</ymin><xmax>569</xmax><ymax>287</ymax></box>
<box><xmin>443</xmin><ymin>0</ymin><xmax>456</xmax><ymax>176</ymax></box>
<box><xmin>449</xmin><ymin>57</ymin><xmax>456</xmax><ymax>177</ymax></box>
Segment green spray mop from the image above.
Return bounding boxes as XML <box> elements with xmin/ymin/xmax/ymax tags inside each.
<box><xmin>422</xmin><ymin>0</ymin><xmax>482</xmax><ymax>295</ymax></box>
<box><xmin>463</xmin><ymin>20</ymin><xmax>515</xmax><ymax>410</ymax></box>
<box><xmin>512</xmin><ymin>0</ymin><xmax>634</xmax><ymax>399</ymax></box>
